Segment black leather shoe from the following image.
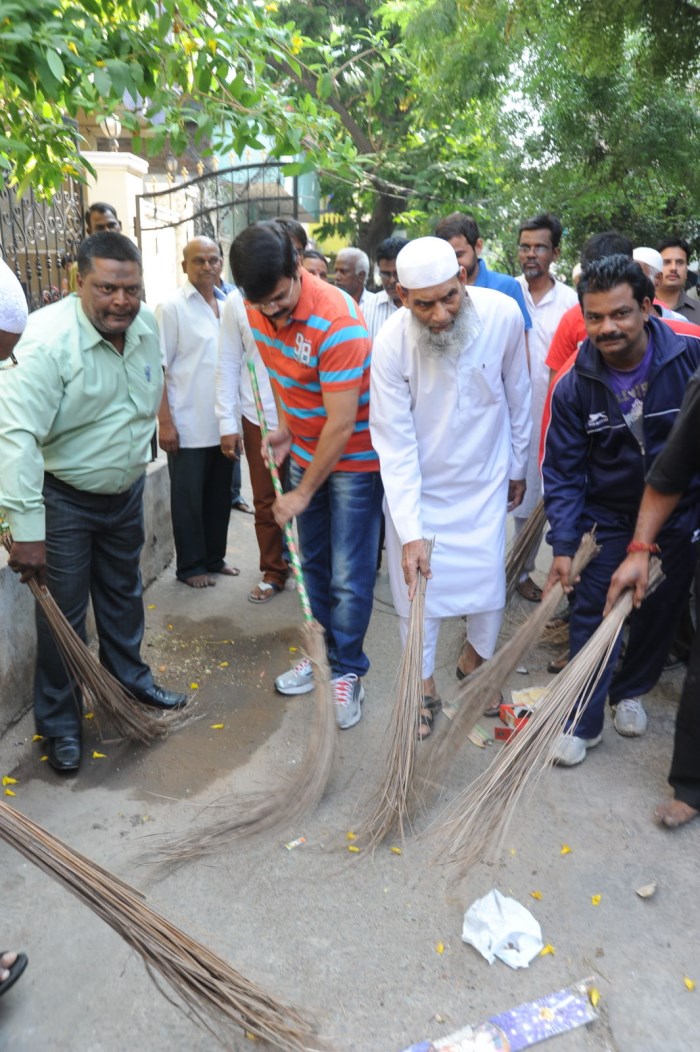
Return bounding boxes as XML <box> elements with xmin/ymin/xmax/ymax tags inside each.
<box><xmin>46</xmin><ymin>736</ymin><xmax>82</xmax><ymax>772</ymax></box>
<box><xmin>133</xmin><ymin>684</ymin><xmax>189</xmax><ymax>711</ymax></box>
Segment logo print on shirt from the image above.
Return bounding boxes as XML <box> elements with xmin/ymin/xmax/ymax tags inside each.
<box><xmin>144</xmin><ymin>364</ymin><xmax>152</xmax><ymax>382</ymax></box>
<box><xmin>294</xmin><ymin>332</ymin><xmax>312</xmax><ymax>365</ymax></box>
<box><xmin>586</xmin><ymin>411</ymin><xmax>608</xmax><ymax>430</ymax></box>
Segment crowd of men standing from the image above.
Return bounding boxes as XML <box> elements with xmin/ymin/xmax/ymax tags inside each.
<box><xmin>0</xmin><ymin>204</ymin><xmax>698</xmax><ymax>834</ymax></box>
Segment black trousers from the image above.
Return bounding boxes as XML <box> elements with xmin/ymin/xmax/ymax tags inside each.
<box><xmin>167</xmin><ymin>446</ymin><xmax>233</xmax><ymax>581</ymax></box>
<box><xmin>35</xmin><ymin>474</ymin><xmax>154</xmax><ymax>737</ymax></box>
<box><xmin>669</xmin><ymin>560</ymin><xmax>700</xmax><ymax>809</ymax></box>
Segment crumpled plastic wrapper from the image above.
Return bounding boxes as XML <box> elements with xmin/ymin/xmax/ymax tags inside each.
<box><xmin>462</xmin><ymin>888</ymin><xmax>543</xmax><ymax>969</ymax></box>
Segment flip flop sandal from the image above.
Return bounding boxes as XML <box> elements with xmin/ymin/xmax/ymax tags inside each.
<box><xmin>483</xmin><ymin>692</ymin><xmax>503</xmax><ymax>718</ymax></box>
<box><xmin>547</xmin><ymin>653</ymin><xmax>569</xmax><ymax>674</ymax></box>
<box><xmin>248</xmin><ymin>581</ymin><xmax>282</xmax><ymax>604</ymax></box>
<box><xmin>418</xmin><ymin>694</ymin><xmax>442</xmax><ymax>739</ymax></box>
<box><xmin>0</xmin><ymin>952</ymin><xmax>28</xmax><ymax>997</ymax></box>
<box><xmin>516</xmin><ymin>578</ymin><xmax>542</xmax><ymax>602</ymax></box>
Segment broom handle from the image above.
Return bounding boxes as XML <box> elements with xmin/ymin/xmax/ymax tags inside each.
<box><xmin>246</xmin><ymin>358</ymin><xmax>313</xmax><ymax>623</ymax></box>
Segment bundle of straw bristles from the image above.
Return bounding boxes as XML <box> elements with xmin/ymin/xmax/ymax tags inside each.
<box><xmin>1</xmin><ymin>531</ymin><xmax>185</xmax><ymax>744</ymax></box>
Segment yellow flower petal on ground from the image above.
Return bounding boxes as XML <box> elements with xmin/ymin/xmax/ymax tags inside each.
<box><xmin>32</xmin><ymin>734</ymin><xmax>43</xmax><ymax>742</ymax></box>
<box><xmin>591</xmin><ymin>894</ymin><xmax>602</xmax><ymax>906</ymax></box>
<box><xmin>590</xmin><ymin>987</ymin><xmax>600</xmax><ymax>1007</ymax></box>
<box><xmin>2</xmin><ymin>776</ymin><xmax>18</xmax><ymax>786</ymax></box>
<box><xmin>560</xmin><ymin>844</ymin><xmax>572</xmax><ymax>855</ymax></box>
<box><xmin>147</xmin><ymin>603</ymin><xmax>157</xmax><ymax>609</ymax></box>
<box><xmin>684</xmin><ymin>976</ymin><xmax>696</xmax><ymax>991</ymax></box>
<box><xmin>4</xmin><ymin>789</ymin><xmax>15</xmax><ymax>796</ymax></box>
<box><xmin>435</xmin><ymin>941</ymin><xmax>445</xmax><ymax>954</ymax></box>
<box><xmin>84</xmin><ymin>712</ymin><xmax>94</xmax><ymax>719</ymax></box>
<box><xmin>92</xmin><ymin>751</ymin><xmax>107</xmax><ymax>759</ymax></box>
<box><xmin>190</xmin><ymin>682</ymin><xmax>199</xmax><ymax>689</ymax></box>
<box><xmin>390</xmin><ymin>846</ymin><xmax>401</xmax><ymax>855</ymax></box>
<box><xmin>347</xmin><ymin>844</ymin><xmax>360</xmax><ymax>853</ymax></box>
<box><xmin>218</xmin><ymin>661</ymin><xmax>229</xmax><ymax>668</ymax></box>
<box><xmin>530</xmin><ymin>890</ymin><xmax>543</xmax><ymax>900</ymax></box>
<box><xmin>40</xmin><ymin>755</ymin><xmax>48</xmax><ymax>762</ymax></box>
<box><xmin>167</xmin><ymin>624</ymin><xmax>173</xmax><ymax>630</ymax></box>
<box><xmin>210</xmin><ymin>723</ymin><xmax>224</xmax><ymax>729</ymax></box>
<box><xmin>346</xmin><ymin>831</ymin><xmax>356</xmax><ymax>841</ymax></box>
<box><xmin>289</xmin><ymin>646</ymin><xmax>297</xmax><ymax>652</ymax></box>
<box><xmin>539</xmin><ymin>944</ymin><xmax>555</xmax><ymax>956</ymax></box>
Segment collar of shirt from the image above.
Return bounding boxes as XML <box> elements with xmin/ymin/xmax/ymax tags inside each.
<box><xmin>76</xmin><ymin>296</ymin><xmax>151</xmax><ymax>355</ymax></box>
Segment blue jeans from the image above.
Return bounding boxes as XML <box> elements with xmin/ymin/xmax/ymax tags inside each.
<box><xmin>289</xmin><ymin>462</ymin><xmax>383</xmax><ymax>678</ymax></box>
<box><xmin>35</xmin><ymin>474</ymin><xmax>154</xmax><ymax>737</ymax></box>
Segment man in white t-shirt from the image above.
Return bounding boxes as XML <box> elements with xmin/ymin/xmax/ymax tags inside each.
<box><xmin>156</xmin><ymin>237</ymin><xmax>239</xmax><ymax>588</ymax></box>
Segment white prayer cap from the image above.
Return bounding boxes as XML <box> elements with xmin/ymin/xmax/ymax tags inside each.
<box><xmin>633</xmin><ymin>247</ymin><xmax>663</xmax><ymax>275</ymax></box>
<box><xmin>0</xmin><ymin>258</ymin><xmax>28</xmax><ymax>334</ymax></box>
<box><xmin>396</xmin><ymin>237</ymin><xmax>459</xmax><ymax>290</ymax></box>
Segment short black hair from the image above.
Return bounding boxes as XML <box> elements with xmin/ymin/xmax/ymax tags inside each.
<box><xmin>578</xmin><ymin>254</ymin><xmax>651</xmax><ymax>309</ymax></box>
<box><xmin>85</xmin><ymin>202</ymin><xmax>119</xmax><ymax>228</ymax></box>
<box><xmin>580</xmin><ymin>230</ymin><xmax>633</xmax><ymax>265</ymax></box>
<box><xmin>518</xmin><ymin>213</ymin><xmax>563</xmax><ymax>249</ymax></box>
<box><xmin>376</xmin><ymin>236</ymin><xmax>409</xmax><ymax>263</ymax></box>
<box><xmin>77</xmin><ymin>232</ymin><xmax>142</xmax><ymax>275</ymax></box>
<box><xmin>303</xmin><ymin>249</ymin><xmax>326</xmax><ymax>263</ymax></box>
<box><xmin>434</xmin><ymin>213</ymin><xmax>480</xmax><ymax>249</ymax></box>
<box><xmin>230</xmin><ymin>223</ymin><xmax>297</xmax><ymax>302</ymax></box>
<box><xmin>272</xmin><ymin>217</ymin><xmax>308</xmax><ymax>252</ymax></box>
<box><xmin>657</xmin><ymin>237</ymin><xmax>690</xmax><ymax>263</ymax></box>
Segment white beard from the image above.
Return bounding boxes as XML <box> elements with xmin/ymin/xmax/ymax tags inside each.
<box><xmin>409</xmin><ymin>293</ymin><xmax>481</xmax><ymax>359</ymax></box>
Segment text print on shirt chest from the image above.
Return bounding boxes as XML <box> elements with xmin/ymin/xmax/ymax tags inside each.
<box><xmin>294</xmin><ymin>332</ymin><xmax>313</xmax><ymax>365</ymax></box>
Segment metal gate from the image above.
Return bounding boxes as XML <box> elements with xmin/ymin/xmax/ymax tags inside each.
<box><xmin>0</xmin><ymin>176</ymin><xmax>85</xmax><ymax>312</ymax></box>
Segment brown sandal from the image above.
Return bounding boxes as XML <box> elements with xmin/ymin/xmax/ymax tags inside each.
<box><xmin>516</xmin><ymin>577</ymin><xmax>542</xmax><ymax>602</ymax></box>
<box><xmin>418</xmin><ymin>695</ymin><xmax>442</xmax><ymax>739</ymax></box>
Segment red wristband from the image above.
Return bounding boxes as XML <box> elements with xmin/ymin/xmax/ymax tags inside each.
<box><xmin>626</xmin><ymin>541</ymin><xmax>660</xmax><ymax>554</ymax></box>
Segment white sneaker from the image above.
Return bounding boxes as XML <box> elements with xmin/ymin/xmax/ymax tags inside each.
<box><xmin>552</xmin><ymin>732</ymin><xmax>603</xmax><ymax>766</ymax></box>
<box><xmin>275</xmin><ymin>657</ymin><xmax>314</xmax><ymax>695</ymax></box>
<box><xmin>612</xmin><ymin>698</ymin><xmax>647</xmax><ymax>737</ymax></box>
<box><xmin>332</xmin><ymin>673</ymin><xmax>365</xmax><ymax>729</ymax></box>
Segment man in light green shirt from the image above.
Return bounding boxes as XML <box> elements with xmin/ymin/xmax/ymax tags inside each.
<box><xmin>0</xmin><ymin>232</ymin><xmax>188</xmax><ymax>773</ymax></box>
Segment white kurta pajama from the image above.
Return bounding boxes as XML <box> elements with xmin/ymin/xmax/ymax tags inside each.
<box><xmin>370</xmin><ymin>287</ymin><xmax>532</xmax><ymax>677</ymax></box>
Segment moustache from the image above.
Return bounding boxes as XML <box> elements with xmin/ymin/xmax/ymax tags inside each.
<box><xmin>597</xmin><ymin>333</ymin><xmax>625</xmax><ymax>343</ymax></box>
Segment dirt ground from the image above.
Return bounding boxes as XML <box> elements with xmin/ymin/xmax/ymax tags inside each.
<box><xmin>1</xmin><ymin>499</ymin><xmax>698</xmax><ymax>1052</ymax></box>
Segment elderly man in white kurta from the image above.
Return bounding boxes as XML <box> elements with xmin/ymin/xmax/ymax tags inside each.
<box><xmin>370</xmin><ymin>237</ymin><xmax>531</xmax><ymax>734</ymax></box>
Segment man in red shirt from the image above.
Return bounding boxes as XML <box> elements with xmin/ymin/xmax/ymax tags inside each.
<box><xmin>230</xmin><ymin>222</ymin><xmax>383</xmax><ymax>729</ymax></box>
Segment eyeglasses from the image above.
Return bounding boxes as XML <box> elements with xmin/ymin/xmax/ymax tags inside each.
<box><xmin>249</xmin><ymin>276</ymin><xmax>298</xmax><ymax>313</ymax></box>
<box><xmin>517</xmin><ymin>244</ymin><xmax>551</xmax><ymax>256</ymax></box>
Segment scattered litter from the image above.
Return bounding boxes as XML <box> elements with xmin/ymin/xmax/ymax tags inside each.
<box><xmin>284</xmin><ymin>836</ymin><xmax>306</xmax><ymax>851</ymax></box>
<box><xmin>540</xmin><ymin>944</ymin><xmax>555</xmax><ymax>956</ymax></box>
<box><xmin>4</xmin><ymin>789</ymin><xmax>15</xmax><ymax>797</ymax></box>
<box><xmin>462</xmin><ymin>889</ymin><xmax>543</xmax><ymax>969</ymax></box>
<box><xmin>346</xmin><ymin>831</ymin><xmax>357</xmax><ymax>841</ymax></box>
<box><xmin>435</xmin><ymin>942</ymin><xmax>445</xmax><ymax>955</ymax></box>
<box><xmin>589</xmin><ymin>987</ymin><xmax>600</xmax><ymax>1007</ymax></box>
<box><xmin>516</xmin><ymin>665</ymin><xmax>529</xmax><ymax>675</ymax></box>
<box><xmin>92</xmin><ymin>751</ymin><xmax>107</xmax><ymax>759</ymax></box>
<box><xmin>147</xmin><ymin>603</ymin><xmax>157</xmax><ymax>609</ymax></box>
<box><xmin>399</xmin><ymin>976</ymin><xmax>598</xmax><ymax>1051</ymax></box>
<box><xmin>636</xmin><ymin>881</ymin><xmax>657</xmax><ymax>899</ymax></box>
<box><xmin>210</xmin><ymin>723</ymin><xmax>224</xmax><ymax>730</ymax></box>
<box><xmin>83</xmin><ymin>712</ymin><xmax>94</xmax><ymax>720</ymax></box>
<box><xmin>390</xmin><ymin>846</ymin><xmax>402</xmax><ymax>855</ymax></box>
<box><xmin>468</xmin><ymin>725</ymin><xmax>492</xmax><ymax>748</ymax></box>
<box><xmin>683</xmin><ymin>977</ymin><xmax>696</xmax><ymax>992</ymax></box>
<box><xmin>560</xmin><ymin>844</ymin><xmax>571</xmax><ymax>856</ymax></box>
<box><xmin>530</xmin><ymin>891</ymin><xmax>542</xmax><ymax>901</ymax></box>
<box><xmin>591</xmin><ymin>894</ymin><xmax>601</xmax><ymax>906</ymax></box>
<box><xmin>347</xmin><ymin>844</ymin><xmax>360</xmax><ymax>854</ymax></box>
<box><xmin>218</xmin><ymin>661</ymin><xmax>229</xmax><ymax>668</ymax></box>
<box><xmin>40</xmin><ymin>756</ymin><xmax>48</xmax><ymax>762</ymax></box>
<box><xmin>190</xmin><ymin>682</ymin><xmax>199</xmax><ymax>690</ymax></box>
<box><xmin>2</xmin><ymin>776</ymin><xmax>18</xmax><ymax>787</ymax></box>
<box><xmin>31</xmin><ymin>734</ymin><xmax>43</xmax><ymax>743</ymax></box>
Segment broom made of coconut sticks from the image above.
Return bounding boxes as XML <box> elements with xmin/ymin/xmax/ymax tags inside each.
<box><xmin>0</xmin><ymin>529</ymin><xmax>184</xmax><ymax>745</ymax></box>
<box><xmin>0</xmin><ymin>800</ymin><xmax>320</xmax><ymax>1051</ymax></box>
<box><xmin>144</xmin><ymin>360</ymin><xmax>336</xmax><ymax>865</ymax></box>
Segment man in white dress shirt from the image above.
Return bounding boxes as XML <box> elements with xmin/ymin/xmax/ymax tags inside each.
<box><xmin>333</xmin><ymin>247</ymin><xmax>375</xmax><ymax>315</ymax></box>
<box><xmin>370</xmin><ymin>237</ymin><xmax>531</xmax><ymax>734</ymax></box>
<box><xmin>362</xmin><ymin>236</ymin><xmax>409</xmax><ymax>341</ymax></box>
<box><xmin>157</xmin><ymin>237</ymin><xmax>238</xmax><ymax>588</ymax></box>
<box><xmin>514</xmin><ymin>213</ymin><xmax>578</xmax><ymax>601</ymax></box>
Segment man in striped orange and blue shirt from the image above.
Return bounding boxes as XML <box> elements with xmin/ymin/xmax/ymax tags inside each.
<box><xmin>230</xmin><ymin>222</ymin><xmax>383</xmax><ymax>729</ymax></box>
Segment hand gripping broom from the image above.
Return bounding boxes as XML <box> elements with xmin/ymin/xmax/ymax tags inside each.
<box><xmin>146</xmin><ymin>360</ymin><xmax>336</xmax><ymax>865</ymax></box>
<box><xmin>1</xmin><ymin>531</ymin><xmax>186</xmax><ymax>745</ymax></box>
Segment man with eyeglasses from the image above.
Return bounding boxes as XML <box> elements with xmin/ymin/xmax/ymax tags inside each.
<box><xmin>156</xmin><ymin>237</ymin><xmax>239</xmax><ymax>589</ymax></box>
<box><xmin>230</xmin><ymin>222</ymin><xmax>383</xmax><ymax>730</ymax></box>
<box><xmin>0</xmin><ymin>232</ymin><xmax>188</xmax><ymax>774</ymax></box>
<box><xmin>514</xmin><ymin>213</ymin><xmax>578</xmax><ymax>602</ymax></box>
<box><xmin>362</xmin><ymin>236</ymin><xmax>409</xmax><ymax>341</ymax></box>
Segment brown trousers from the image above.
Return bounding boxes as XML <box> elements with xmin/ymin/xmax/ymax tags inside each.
<box><xmin>242</xmin><ymin>415</ymin><xmax>289</xmax><ymax>588</ymax></box>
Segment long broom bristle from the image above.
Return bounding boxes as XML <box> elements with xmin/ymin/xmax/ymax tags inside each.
<box><xmin>0</xmin><ymin>801</ymin><xmax>321</xmax><ymax>1051</ymax></box>
<box><xmin>1</xmin><ymin>533</ymin><xmax>184</xmax><ymax>745</ymax></box>
<box><xmin>505</xmin><ymin>499</ymin><xmax>547</xmax><ymax>603</ymax></box>
<box><xmin>356</xmin><ymin>541</ymin><xmax>433</xmax><ymax>850</ymax></box>
<box><xmin>145</xmin><ymin>620</ymin><xmax>335</xmax><ymax>865</ymax></box>
<box><xmin>428</xmin><ymin>559</ymin><xmax>664</xmax><ymax>880</ymax></box>
<box><xmin>420</xmin><ymin>531</ymin><xmax>600</xmax><ymax>798</ymax></box>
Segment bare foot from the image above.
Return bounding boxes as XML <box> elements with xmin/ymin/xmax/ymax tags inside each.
<box><xmin>654</xmin><ymin>798</ymin><xmax>699</xmax><ymax>828</ymax></box>
<box><xmin>423</xmin><ymin>675</ymin><xmax>437</xmax><ymax>699</ymax></box>
<box><xmin>182</xmin><ymin>574</ymin><xmax>216</xmax><ymax>588</ymax></box>
<box><xmin>217</xmin><ymin>564</ymin><xmax>240</xmax><ymax>577</ymax></box>
<box><xmin>0</xmin><ymin>952</ymin><xmax>17</xmax><ymax>981</ymax></box>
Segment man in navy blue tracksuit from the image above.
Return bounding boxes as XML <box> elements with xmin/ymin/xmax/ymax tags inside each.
<box><xmin>542</xmin><ymin>254</ymin><xmax>700</xmax><ymax>765</ymax></box>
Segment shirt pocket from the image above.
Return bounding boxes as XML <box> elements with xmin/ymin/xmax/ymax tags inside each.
<box><xmin>466</xmin><ymin>364</ymin><xmax>500</xmax><ymax>406</ymax></box>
